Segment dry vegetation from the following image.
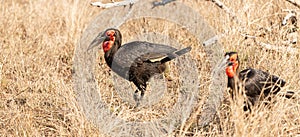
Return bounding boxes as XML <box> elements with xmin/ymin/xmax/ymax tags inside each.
<box><xmin>1</xmin><ymin>0</ymin><xmax>300</xmax><ymax>136</ymax></box>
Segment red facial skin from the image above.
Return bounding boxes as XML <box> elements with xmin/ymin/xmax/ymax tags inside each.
<box><xmin>102</xmin><ymin>30</ymin><xmax>115</xmax><ymax>52</ymax></box>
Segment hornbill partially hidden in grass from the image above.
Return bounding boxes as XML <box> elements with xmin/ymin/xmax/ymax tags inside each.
<box><xmin>87</xmin><ymin>28</ymin><xmax>191</xmax><ymax>107</ymax></box>
<box><xmin>225</xmin><ymin>52</ymin><xmax>295</xmax><ymax>111</ymax></box>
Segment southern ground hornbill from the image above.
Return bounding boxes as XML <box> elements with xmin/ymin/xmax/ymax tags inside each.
<box><xmin>87</xmin><ymin>28</ymin><xmax>191</xmax><ymax>107</ymax></box>
<box><xmin>225</xmin><ymin>51</ymin><xmax>294</xmax><ymax>111</ymax></box>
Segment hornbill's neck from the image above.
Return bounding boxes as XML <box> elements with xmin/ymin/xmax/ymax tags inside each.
<box><xmin>104</xmin><ymin>40</ymin><xmax>122</xmax><ymax>67</ymax></box>
<box><xmin>227</xmin><ymin>66</ymin><xmax>240</xmax><ymax>99</ymax></box>
<box><xmin>228</xmin><ymin>75</ymin><xmax>239</xmax><ymax>99</ymax></box>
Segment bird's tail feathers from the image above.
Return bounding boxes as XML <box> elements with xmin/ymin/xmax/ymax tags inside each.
<box><xmin>161</xmin><ymin>46</ymin><xmax>191</xmax><ymax>63</ymax></box>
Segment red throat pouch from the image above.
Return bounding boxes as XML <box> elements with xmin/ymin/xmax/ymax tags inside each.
<box><xmin>226</xmin><ymin>66</ymin><xmax>235</xmax><ymax>78</ymax></box>
<box><xmin>103</xmin><ymin>41</ymin><xmax>113</xmax><ymax>52</ymax></box>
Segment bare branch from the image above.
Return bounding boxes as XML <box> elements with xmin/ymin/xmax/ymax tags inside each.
<box><xmin>90</xmin><ymin>0</ymin><xmax>135</xmax><ymax>28</ymax></box>
<box><xmin>203</xmin><ymin>34</ymin><xmax>224</xmax><ymax>46</ymax></box>
<box><xmin>286</xmin><ymin>0</ymin><xmax>300</xmax><ymax>8</ymax></box>
<box><xmin>152</xmin><ymin>0</ymin><xmax>176</xmax><ymax>8</ymax></box>
<box><xmin>91</xmin><ymin>0</ymin><xmax>139</xmax><ymax>8</ymax></box>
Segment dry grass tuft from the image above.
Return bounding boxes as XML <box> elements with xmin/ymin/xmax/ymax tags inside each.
<box><xmin>0</xmin><ymin>0</ymin><xmax>299</xmax><ymax>136</ymax></box>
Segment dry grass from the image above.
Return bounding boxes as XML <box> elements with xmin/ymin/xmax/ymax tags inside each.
<box><xmin>0</xmin><ymin>0</ymin><xmax>300</xmax><ymax>136</ymax></box>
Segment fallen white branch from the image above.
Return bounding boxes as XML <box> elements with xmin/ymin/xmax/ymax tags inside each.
<box><xmin>91</xmin><ymin>0</ymin><xmax>139</xmax><ymax>8</ymax></box>
<box><xmin>203</xmin><ymin>34</ymin><xmax>224</xmax><ymax>46</ymax></box>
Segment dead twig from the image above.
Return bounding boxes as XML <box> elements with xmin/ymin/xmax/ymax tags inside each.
<box><xmin>91</xmin><ymin>0</ymin><xmax>139</xmax><ymax>8</ymax></box>
<box><xmin>152</xmin><ymin>0</ymin><xmax>176</xmax><ymax>8</ymax></box>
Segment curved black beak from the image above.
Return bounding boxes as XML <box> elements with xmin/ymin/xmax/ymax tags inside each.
<box><xmin>87</xmin><ymin>31</ymin><xmax>108</xmax><ymax>51</ymax></box>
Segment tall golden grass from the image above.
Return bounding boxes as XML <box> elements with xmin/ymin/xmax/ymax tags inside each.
<box><xmin>0</xmin><ymin>0</ymin><xmax>299</xmax><ymax>136</ymax></box>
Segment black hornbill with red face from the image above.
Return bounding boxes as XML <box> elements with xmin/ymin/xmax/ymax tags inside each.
<box><xmin>225</xmin><ymin>52</ymin><xmax>294</xmax><ymax>111</ymax></box>
<box><xmin>88</xmin><ymin>28</ymin><xmax>191</xmax><ymax>106</ymax></box>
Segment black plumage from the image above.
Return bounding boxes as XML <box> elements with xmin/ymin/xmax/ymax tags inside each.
<box><xmin>225</xmin><ymin>52</ymin><xmax>294</xmax><ymax>111</ymax></box>
<box><xmin>88</xmin><ymin>28</ymin><xmax>191</xmax><ymax>106</ymax></box>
